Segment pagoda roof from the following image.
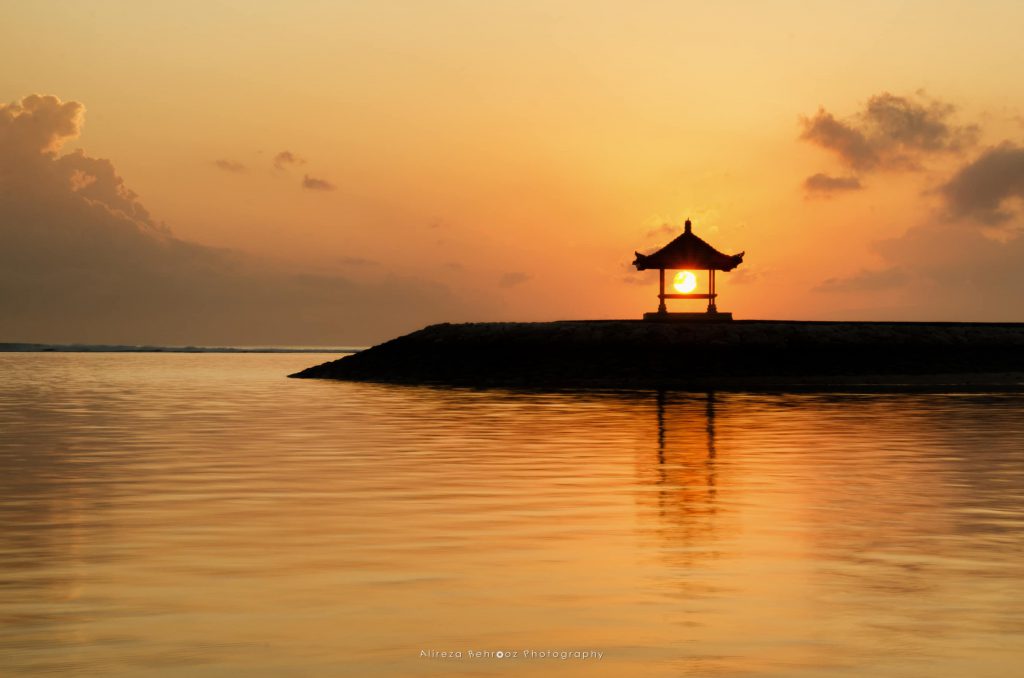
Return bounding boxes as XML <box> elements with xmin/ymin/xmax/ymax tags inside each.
<box><xmin>633</xmin><ymin>220</ymin><xmax>744</xmax><ymax>272</ymax></box>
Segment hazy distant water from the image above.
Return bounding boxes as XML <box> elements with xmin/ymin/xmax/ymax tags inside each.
<box><xmin>2</xmin><ymin>354</ymin><xmax>1023</xmax><ymax>677</ymax></box>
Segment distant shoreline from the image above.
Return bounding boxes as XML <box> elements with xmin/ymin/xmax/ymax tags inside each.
<box><xmin>0</xmin><ymin>343</ymin><xmax>363</xmax><ymax>354</ymax></box>
<box><xmin>291</xmin><ymin>320</ymin><xmax>1024</xmax><ymax>390</ymax></box>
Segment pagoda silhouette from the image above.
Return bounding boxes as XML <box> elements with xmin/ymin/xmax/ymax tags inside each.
<box><xmin>633</xmin><ymin>219</ymin><xmax>744</xmax><ymax>321</ymax></box>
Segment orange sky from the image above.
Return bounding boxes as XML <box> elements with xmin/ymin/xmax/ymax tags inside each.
<box><xmin>2</xmin><ymin>1</ymin><xmax>1023</xmax><ymax>344</ymax></box>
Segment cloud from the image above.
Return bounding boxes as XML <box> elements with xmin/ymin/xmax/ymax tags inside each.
<box><xmin>812</xmin><ymin>223</ymin><xmax>1024</xmax><ymax>321</ymax></box>
<box><xmin>0</xmin><ymin>93</ymin><xmax>84</xmax><ymax>155</ymax></box>
<box><xmin>336</xmin><ymin>256</ymin><xmax>377</xmax><ymax>267</ymax></box>
<box><xmin>817</xmin><ymin>267</ymin><xmax>908</xmax><ymax>293</ymax></box>
<box><xmin>876</xmin><ymin>222</ymin><xmax>1024</xmax><ymax>319</ymax></box>
<box><xmin>940</xmin><ymin>143</ymin><xmax>1024</xmax><ymax>225</ymax></box>
<box><xmin>865</xmin><ymin>92</ymin><xmax>977</xmax><ymax>154</ymax></box>
<box><xmin>273</xmin><ymin>150</ymin><xmax>304</xmax><ymax>170</ymax></box>
<box><xmin>213</xmin><ymin>159</ymin><xmax>246</xmax><ymax>173</ymax></box>
<box><xmin>800</xmin><ymin>109</ymin><xmax>878</xmax><ymax>170</ymax></box>
<box><xmin>815</xmin><ymin>178</ymin><xmax>1024</xmax><ymax>319</ymax></box>
<box><xmin>728</xmin><ymin>267</ymin><xmax>763</xmax><ymax>285</ymax></box>
<box><xmin>302</xmin><ymin>174</ymin><xmax>335</xmax><ymax>191</ymax></box>
<box><xmin>800</xmin><ymin>92</ymin><xmax>978</xmax><ymax>172</ymax></box>
<box><xmin>803</xmin><ymin>173</ymin><xmax>863</xmax><ymax>195</ymax></box>
<box><xmin>498</xmin><ymin>271</ymin><xmax>530</xmax><ymax>288</ymax></box>
<box><xmin>811</xmin><ymin>120</ymin><xmax>1024</xmax><ymax>319</ymax></box>
<box><xmin>646</xmin><ymin>222</ymin><xmax>680</xmax><ymax>239</ymax></box>
<box><xmin>620</xmin><ymin>260</ymin><xmax>654</xmax><ymax>286</ymax></box>
<box><xmin>0</xmin><ymin>94</ymin><xmax>476</xmax><ymax>345</ymax></box>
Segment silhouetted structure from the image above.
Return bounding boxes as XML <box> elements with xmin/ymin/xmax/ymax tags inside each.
<box><xmin>633</xmin><ymin>219</ymin><xmax>744</xmax><ymax>320</ymax></box>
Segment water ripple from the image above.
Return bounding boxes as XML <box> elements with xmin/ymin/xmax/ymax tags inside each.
<box><xmin>1</xmin><ymin>354</ymin><xmax>1023</xmax><ymax>676</ymax></box>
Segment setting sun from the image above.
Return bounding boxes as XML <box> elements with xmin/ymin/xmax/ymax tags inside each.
<box><xmin>673</xmin><ymin>271</ymin><xmax>697</xmax><ymax>294</ymax></box>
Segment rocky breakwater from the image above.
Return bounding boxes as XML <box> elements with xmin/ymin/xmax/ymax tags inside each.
<box><xmin>290</xmin><ymin>320</ymin><xmax>1024</xmax><ymax>389</ymax></box>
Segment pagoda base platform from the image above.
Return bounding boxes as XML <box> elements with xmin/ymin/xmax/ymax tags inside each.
<box><xmin>643</xmin><ymin>311</ymin><xmax>733</xmax><ymax>322</ymax></box>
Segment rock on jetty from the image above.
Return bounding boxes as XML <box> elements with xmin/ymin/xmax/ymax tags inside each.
<box><xmin>290</xmin><ymin>320</ymin><xmax>1024</xmax><ymax>389</ymax></box>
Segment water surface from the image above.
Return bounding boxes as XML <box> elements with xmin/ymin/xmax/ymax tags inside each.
<box><xmin>1</xmin><ymin>354</ymin><xmax>1023</xmax><ymax>676</ymax></box>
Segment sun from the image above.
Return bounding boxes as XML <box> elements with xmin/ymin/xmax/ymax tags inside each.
<box><xmin>673</xmin><ymin>270</ymin><xmax>697</xmax><ymax>293</ymax></box>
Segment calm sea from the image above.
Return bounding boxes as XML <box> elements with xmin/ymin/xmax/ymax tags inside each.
<box><xmin>1</xmin><ymin>353</ymin><xmax>1023</xmax><ymax>677</ymax></box>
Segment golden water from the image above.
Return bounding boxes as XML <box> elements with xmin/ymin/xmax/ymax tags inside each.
<box><xmin>1</xmin><ymin>354</ymin><xmax>1023</xmax><ymax>676</ymax></box>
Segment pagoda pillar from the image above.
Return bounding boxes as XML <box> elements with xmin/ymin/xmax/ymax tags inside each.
<box><xmin>707</xmin><ymin>269</ymin><xmax>717</xmax><ymax>313</ymax></box>
<box><xmin>658</xmin><ymin>269</ymin><xmax>667</xmax><ymax>313</ymax></box>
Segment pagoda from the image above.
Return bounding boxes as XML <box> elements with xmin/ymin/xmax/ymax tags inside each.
<box><xmin>633</xmin><ymin>219</ymin><xmax>744</xmax><ymax>321</ymax></box>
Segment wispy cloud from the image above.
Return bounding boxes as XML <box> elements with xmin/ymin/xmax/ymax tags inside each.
<box><xmin>336</xmin><ymin>256</ymin><xmax>377</xmax><ymax>267</ymax></box>
<box><xmin>273</xmin><ymin>150</ymin><xmax>305</xmax><ymax>170</ymax></box>
<box><xmin>302</xmin><ymin>174</ymin><xmax>336</xmax><ymax>191</ymax></box>
<box><xmin>817</xmin><ymin>267</ymin><xmax>907</xmax><ymax>293</ymax></box>
<box><xmin>803</xmin><ymin>173</ymin><xmax>862</xmax><ymax>196</ymax></box>
<box><xmin>728</xmin><ymin>267</ymin><xmax>763</xmax><ymax>285</ymax></box>
<box><xmin>498</xmin><ymin>271</ymin><xmax>530</xmax><ymax>288</ymax></box>
<box><xmin>213</xmin><ymin>159</ymin><xmax>246</xmax><ymax>173</ymax></box>
<box><xmin>645</xmin><ymin>222</ymin><xmax>680</xmax><ymax>239</ymax></box>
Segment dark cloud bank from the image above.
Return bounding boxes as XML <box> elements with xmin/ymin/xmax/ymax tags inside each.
<box><xmin>805</xmin><ymin>92</ymin><xmax>1024</xmax><ymax>320</ymax></box>
<box><xmin>940</xmin><ymin>143</ymin><xmax>1024</xmax><ymax>224</ymax></box>
<box><xmin>0</xmin><ymin>95</ymin><xmax>472</xmax><ymax>345</ymax></box>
